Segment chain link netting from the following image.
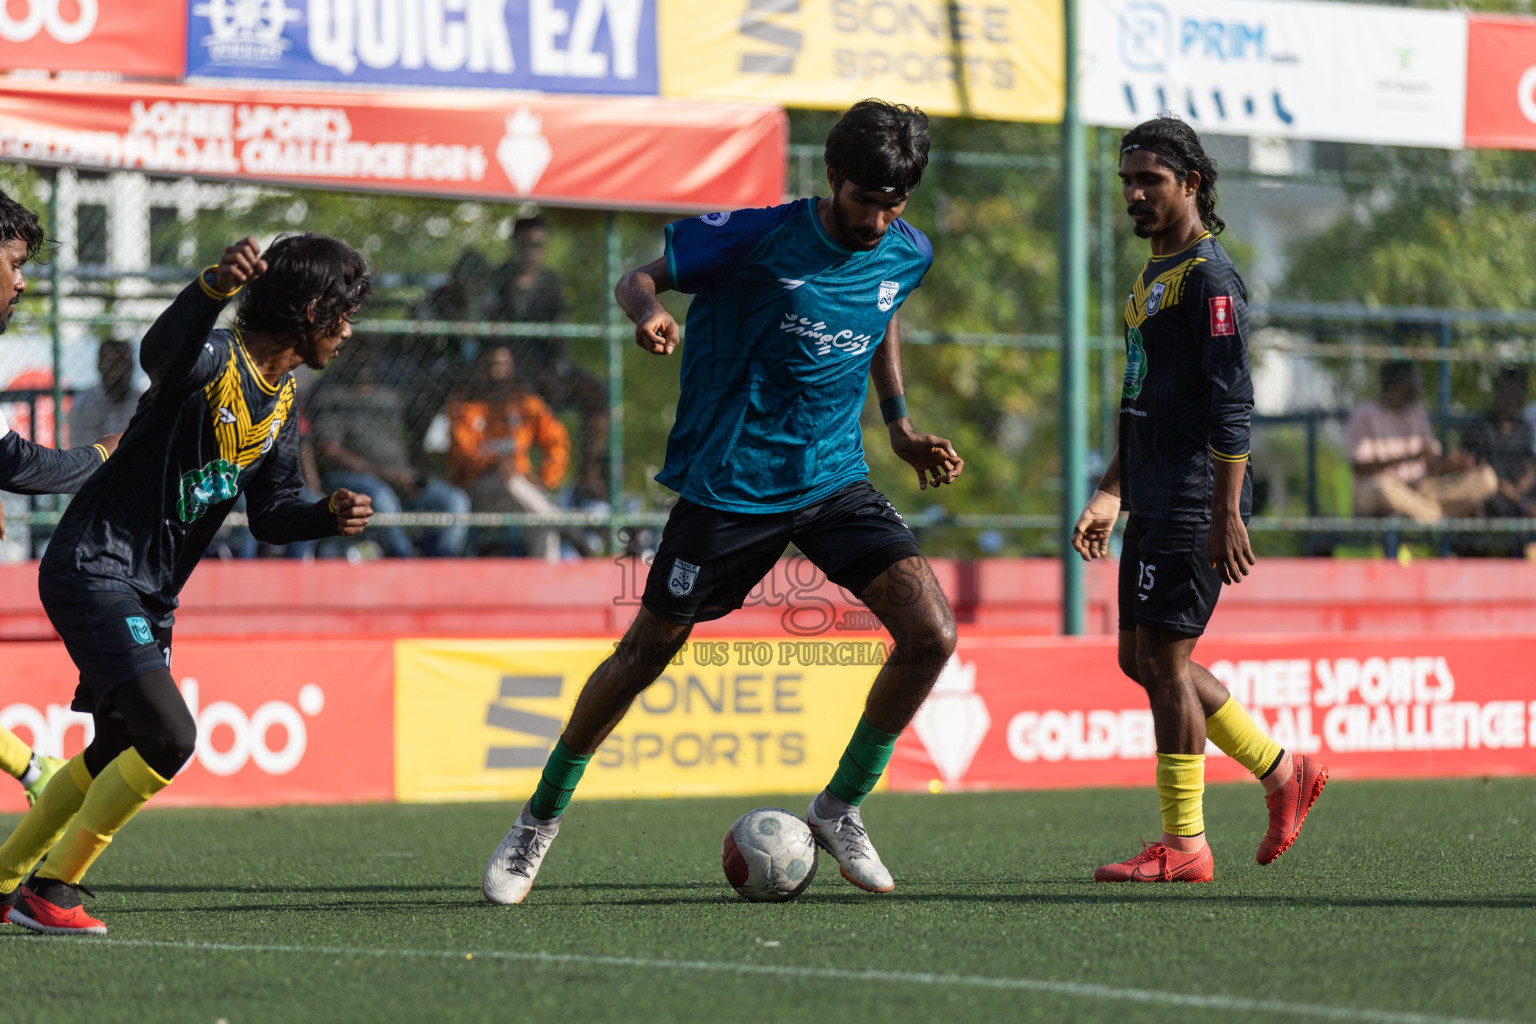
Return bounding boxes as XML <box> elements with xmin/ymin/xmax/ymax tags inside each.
<box><xmin>1</xmin><ymin>125</ymin><xmax>1533</xmax><ymax>561</ymax></box>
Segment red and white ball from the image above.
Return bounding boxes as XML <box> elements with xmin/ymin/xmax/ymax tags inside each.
<box><xmin>721</xmin><ymin>807</ymin><xmax>819</xmax><ymax>903</ymax></box>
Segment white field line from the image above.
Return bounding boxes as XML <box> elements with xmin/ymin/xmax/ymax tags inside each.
<box><xmin>18</xmin><ymin>936</ymin><xmax>1518</xmax><ymax>1024</ymax></box>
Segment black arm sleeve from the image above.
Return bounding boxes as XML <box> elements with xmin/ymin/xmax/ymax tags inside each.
<box><xmin>0</xmin><ymin>432</ymin><xmax>107</xmax><ymax>494</ymax></box>
<box><xmin>1196</xmin><ymin>264</ymin><xmax>1253</xmax><ymax>464</ymax></box>
<box><xmin>141</xmin><ymin>271</ymin><xmax>236</xmax><ymax>392</ymax></box>
<box><xmin>244</xmin><ymin>416</ymin><xmax>338</xmax><ymax>545</ymax></box>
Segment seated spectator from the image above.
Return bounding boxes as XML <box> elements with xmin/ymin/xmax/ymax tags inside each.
<box><xmin>448</xmin><ymin>345</ymin><xmax>571</xmax><ymax>561</ymax></box>
<box><xmin>1347</xmin><ymin>360</ymin><xmax>1496</xmax><ymax>524</ymax></box>
<box><xmin>1464</xmin><ymin>366</ymin><xmax>1536</xmax><ymax>518</ymax></box>
<box><xmin>310</xmin><ymin>352</ymin><xmax>470</xmax><ymax>558</ymax></box>
<box><xmin>68</xmin><ymin>337</ymin><xmax>140</xmax><ymax>443</ymax></box>
<box><xmin>490</xmin><ymin>217</ymin><xmax>610</xmax><ymax>501</ymax></box>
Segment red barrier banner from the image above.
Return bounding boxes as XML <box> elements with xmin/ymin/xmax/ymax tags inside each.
<box><xmin>890</xmin><ymin>633</ymin><xmax>1536</xmax><ymax>792</ymax></box>
<box><xmin>1466</xmin><ymin>16</ymin><xmax>1536</xmax><ymax>149</ymax></box>
<box><xmin>0</xmin><ymin>1</ymin><xmax>184</xmax><ymax>79</ymax></box>
<box><xmin>0</xmin><ymin>80</ymin><xmax>787</xmax><ymax>212</ymax></box>
<box><xmin>0</xmin><ymin>638</ymin><xmax>394</xmax><ymax>811</ymax></box>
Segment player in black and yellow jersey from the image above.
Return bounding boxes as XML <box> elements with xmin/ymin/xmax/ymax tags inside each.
<box><xmin>0</xmin><ymin>235</ymin><xmax>375</xmax><ymax>935</ymax></box>
<box><xmin>0</xmin><ymin>188</ymin><xmax>122</xmax><ymax>810</ymax></box>
<box><xmin>1072</xmin><ymin>117</ymin><xmax>1327</xmax><ymax>883</ymax></box>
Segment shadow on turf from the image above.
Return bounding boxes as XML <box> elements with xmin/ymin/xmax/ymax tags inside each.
<box><xmin>74</xmin><ymin>882</ymin><xmax>1536</xmax><ymax>912</ymax></box>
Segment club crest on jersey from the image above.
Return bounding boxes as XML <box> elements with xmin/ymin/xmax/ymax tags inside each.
<box><xmin>668</xmin><ymin>558</ymin><xmax>700</xmax><ymax>597</ymax></box>
<box><xmin>1209</xmin><ymin>295</ymin><xmax>1235</xmax><ymax>336</ymax></box>
<box><xmin>877</xmin><ymin>280</ymin><xmax>900</xmax><ymax>312</ymax></box>
<box><xmin>1122</xmin><ymin>327</ymin><xmax>1148</xmax><ymax>399</ymax></box>
<box><xmin>699</xmin><ymin>212</ymin><xmax>731</xmax><ymax>227</ymax></box>
<box><xmin>178</xmin><ymin>458</ymin><xmax>240</xmax><ymax>523</ymax></box>
<box><xmin>1144</xmin><ymin>282</ymin><xmax>1166</xmax><ymax>316</ymax></box>
<box><xmin>124</xmin><ymin>616</ymin><xmax>154</xmax><ymax>646</ymax></box>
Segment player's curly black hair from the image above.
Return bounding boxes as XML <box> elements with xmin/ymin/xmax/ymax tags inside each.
<box><xmin>235</xmin><ymin>233</ymin><xmax>372</xmax><ymax>342</ymax></box>
<box><xmin>0</xmin><ymin>188</ymin><xmax>50</xmax><ymax>263</ymax></box>
<box><xmin>1119</xmin><ymin>116</ymin><xmax>1225</xmax><ymax>235</ymax></box>
<box><xmin>825</xmin><ymin>99</ymin><xmax>930</xmax><ymax>197</ymax></box>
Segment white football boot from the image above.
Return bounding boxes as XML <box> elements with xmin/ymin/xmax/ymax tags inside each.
<box><xmin>805</xmin><ymin>794</ymin><xmax>894</xmax><ymax>893</ymax></box>
<box><xmin>483</xmin><ymin>802</ymin><xmax>561</xmax><ymax>905</ymax></box>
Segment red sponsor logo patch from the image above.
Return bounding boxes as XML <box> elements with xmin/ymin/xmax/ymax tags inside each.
<box><xmin>1208</xmin><ymin>296</ymin><xmax>1235</xmax><ymax>336</ymax></box>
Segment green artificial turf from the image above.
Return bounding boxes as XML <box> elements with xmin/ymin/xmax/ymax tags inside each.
<box><xmin>2</xmin><ymin>777</ymin><xmax>1534</xmax><ymax>1024</ymax></box>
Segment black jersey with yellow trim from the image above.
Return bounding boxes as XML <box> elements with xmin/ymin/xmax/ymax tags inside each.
<box><xmin>41</xmin><ymin>269</ymin><xmax>338</xmax><ymax>626</ymax></box>
<box><xmin>1118</xmin><ymin>233</ymin><xmax>1253</xmax><ymax>522</ymax></box>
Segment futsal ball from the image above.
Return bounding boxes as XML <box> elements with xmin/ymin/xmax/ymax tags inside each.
<box><xmin>721</xmin><ymin>807</ymin><xmax>819</xmax><ymax>903</ymax></box>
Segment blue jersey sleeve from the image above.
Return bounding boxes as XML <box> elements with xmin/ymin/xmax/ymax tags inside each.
<box><xmin>664</xmin><ymin>202</ymin><xmax>799</xmax><ymax>294</ymax></box>
<box><xmin>890</xmin><ymin>219</ymin><xmax>934</xmax><ymax>285</ymax></box>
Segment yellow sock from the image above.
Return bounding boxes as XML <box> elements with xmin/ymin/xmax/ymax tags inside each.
<box><xmin>1156</xmin><ymin>752</ymin><xmax>1205</xmax><ymax>838</ymax></box>
<box><xmin>38</xmin><ymin>749</ymin><xmax>170</xmax><ymax>886</ymax></box>
<box><xmin>0</xmin><ymin>754</ymin><xmax>92</xmax><ymax>893</ymax></box>
<box><xmin>0</xmin><ymin>726</ymin><xmax>32</xmax><ymax>780</ymax></box>
<box><xmin>1205</xmin><ymin>695</ymin><xmax>1283</xmax><ymax>779</ymax></box>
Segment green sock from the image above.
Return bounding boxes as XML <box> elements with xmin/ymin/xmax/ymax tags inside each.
<box><xmin>528</xmin><ymin>740</ymin><xmax>591</xmax><ymax>821</ymax></box>
<box><xmin>826</xmin><ymin>716</ymin><xmax>900</xmax><ymax>806</ymax></box>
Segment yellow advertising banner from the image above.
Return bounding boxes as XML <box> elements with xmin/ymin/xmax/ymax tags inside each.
<box><xmin>395</xmin><ymin>638</ymin><xmax>886</xmax><ymax>803</ymax></box>
<box><xmin>657</xmin><ymin>0</ymin><xmax>1063</xmax><ymax>122</ymax></box>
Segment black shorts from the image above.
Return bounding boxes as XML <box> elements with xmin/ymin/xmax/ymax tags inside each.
<box><xmin>642</xmin><ymin>480</ymin><xmax>923</xmax><ymax>625</ymax></box>
<box><xmin>39</xmin><ymin>575</ymin><xmax>173</xmax><ymax>715</ymax></box>
<box><xmin>1117</xmin><ymin>516</ymin><xmax>1226</xmax><ymax>637</ymax></box>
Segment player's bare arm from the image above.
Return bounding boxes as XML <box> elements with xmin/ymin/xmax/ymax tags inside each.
<box><xmin>615</xmin><ymin>256</ymin><xmax>679</xmax><ymax>356</ymax></box>
<box><xmin>1072</xmin><ymin>447</ymin><xmax>1123</xmax><ymax>561</ymax></box>
<box><xmin>215</xmin><ymin>237</ymin><xmax>267</xmax><ymax>294</ymax></box>
<box><xmin>870</xmin><ymin>315</ymin><xmax>962</xmax><ymax>490</ymax></box>
<box><xmin>330</xmin><ymin>488</ymin><xmax>374</xmax><ymax>537</ymax></box>
<box><xmin>1209</xmin><ymin>457</ymin><xmax>1254</xmax><ymax>584</ymax></box>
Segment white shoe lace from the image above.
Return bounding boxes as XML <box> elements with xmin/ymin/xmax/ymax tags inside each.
<box><xmin>830</xmin><ymin>814</ymin><xmax>875</xmax><ymax>864</ymax></box>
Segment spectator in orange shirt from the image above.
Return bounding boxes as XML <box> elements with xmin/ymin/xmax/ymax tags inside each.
<box><xmin>449</xmin><ymin>344</ymin><xmax>571</xmax><ymax>559</ymax></box>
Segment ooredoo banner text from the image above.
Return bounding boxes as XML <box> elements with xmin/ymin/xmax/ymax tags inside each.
<box><xmin>1465</xmin><ymin>16</ymin><xmax>1536</xmax><ymax>150</ymax></box>
<box><xmin>0</xmin><ymin>79</ymin><xmax>787</xmax><ymax>213</ymax></box>
<box><xmin>0</xmin><ymin>0</ymin><xmax>184</xmax><ymax>79</ymax></box>
<box><xmin>0</xmin><ymin>639</ymin><xmax>394</xmax><ymax>812</ymax></box>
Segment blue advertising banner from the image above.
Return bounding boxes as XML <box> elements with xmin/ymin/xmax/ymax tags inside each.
<box><xmin>186</xmin><ymin>0</ymin><xmax>658</xmax><ymax>96</ymax></box>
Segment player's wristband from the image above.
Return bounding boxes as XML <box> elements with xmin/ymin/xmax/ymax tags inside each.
<box><xmin>197</xmin><ymin>265</ymin><xmax>243</xmax><ymax>301</ymax></box>
<box><xmin>880</xmin><ymin>395</ymin><xmax>909</xmax><ymax>425</ymax></box>
<box><xmin>327</xmin><ymin>492</ymin><xmax>339</xmax><ymax>514</ymax></box>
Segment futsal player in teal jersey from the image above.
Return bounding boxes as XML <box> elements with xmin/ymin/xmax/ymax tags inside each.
<box><xmin>484</xmin><ymin>100</ymin><xmax>964</xmax><ymax>904</ymax></box>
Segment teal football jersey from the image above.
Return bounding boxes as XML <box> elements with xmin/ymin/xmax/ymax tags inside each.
<box><xmin>660</xmin><ymin>197</ymin><xmax>932</xmax><ymax>513</ymax></box>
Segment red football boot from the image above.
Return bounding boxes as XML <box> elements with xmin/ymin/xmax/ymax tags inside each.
<box><xmin>1258</xmin><ymin>753</ymin><xmax>1329</xmax><ymax>865</ymax></box>
<box><xmin>1094</xmin><ymin>839</ymin><xmax>1214</xmax><ymax>883</ymax></box>
<box><xmin>0</xmin><ymin>884</ymin><xmax>18</xmax><ymax>924</ymax></box>
<box><xmin>8</xmin><ymin>876</ymin><xmax>106</xmax><ymax>935</ymax></box>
